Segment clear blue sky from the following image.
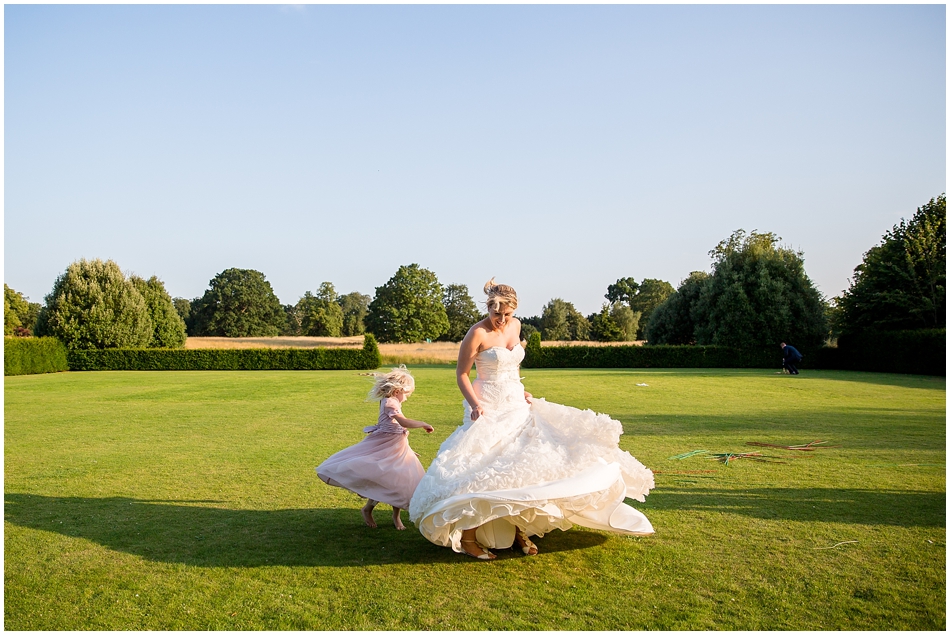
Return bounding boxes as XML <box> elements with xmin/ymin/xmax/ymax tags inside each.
<box><xmin>5</xmin><ymin>4</ymin><xmax>946</xmax><ymax>318</ymax></box>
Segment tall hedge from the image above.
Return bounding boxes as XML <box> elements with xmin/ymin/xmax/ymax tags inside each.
<box><xmin>68</xmin><ymin>334</ymin><xmax>382</xmax><ymax>371</ymax></box>
<box><xmin>522</xmin><ymin>340</ymin><xmax>777</xmax><ymax>369</ymax></box>
<box><xmin>522</xmin><ymin>331</ymin><xmax>943</xmax><ymax>375</ymax></box>
<box><xmin>826</xmin><ymin>329</ymin><xmax>945</xmax><ymax>376</ymax></box>
<box><xmin>4</xmin><ymin>337</ymin><xmax>69</xmax><ymax>376</ymax></box>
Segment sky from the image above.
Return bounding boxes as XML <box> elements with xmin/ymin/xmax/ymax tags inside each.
<box><xmin>4</xmin><ymin>3</ymin><xmax>946</xmax><ymax>318</ymax></box>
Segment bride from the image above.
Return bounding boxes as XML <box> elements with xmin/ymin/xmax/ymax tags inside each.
<box><xmin>408</xmin><ymin>279</ymin><xmax>655</xmax><ymax>560</ymax></box>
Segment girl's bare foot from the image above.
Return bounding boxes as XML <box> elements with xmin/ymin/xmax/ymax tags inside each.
<box><xmin>393</xmin><ymin>508</ymin><xmax>406</xmax><ymax>530</ymax></box>
<box><xmin>361</xmin><ymin>501</ymin><xmax>377</xmax><ymax>528</ymax></box>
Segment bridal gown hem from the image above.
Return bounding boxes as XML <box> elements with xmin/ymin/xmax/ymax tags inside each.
<box><xmin>407</xmin><ymin>345</ymin><xmax>655</xmax><ymax>553</ymax></box>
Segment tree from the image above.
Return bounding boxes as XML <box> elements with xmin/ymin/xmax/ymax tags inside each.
<box><xmin>338</xmin><ymin>292</ymin><xmax>371</xmax><ymax>336</ymax></box>
<box><xmin>520</xmin><ymin>322</ymin><xmax>539</xmax><ymax>341</ymax></box>
<box><xmin>606</xmin><ymin>277</ymin><xmax>639</xmax><ymax>306</ymax></box>
<box><xmin>541</xmin><ymin>298</ymin><xmax>589</xmax><ymax>341</ymax></box>
<box><xmin>589</xmin><ymin>304</ymin><xmax>624</xmax><ymax>341</ymax></box>
<box><xmin>645</xmin><ymin>272</ymin><xmax>710</xmax><ymax>344</ymax></box>
<box><xmin>440</xmin><ymin>283</ymin><xmax>482</xmax><ymax>342</ymax></box>
<box><xmin>630</xmin><ymin>279</ymin><xmax>674</xmax><ymax>339</ymax></box>
<box><xmin>297</xmin><ymin>282</ymin><xmax>344</xmax><ymax>337</ymax></box>
<box><xmin>837</xmin><ymin>194</ymin><xmax>946</xmax><ymax>333</ymax></box>
<box><xmin>365</xmin><ymin>264</ymin><xmax>449</xmax><ymax>343</ymax></box>
<box><xmin>190</xmin><ymin>268</ymin><xmax>285</xmax><ymax>337</ymax></box>
<box><xmin>281</xmin><ymin>303</ymin><xmax>302</xmax><ymax>336</ymax></box>
<box><xmin>692</xmin><ymin>230</ymin><xmax>827</xmax><ymax>349</ymax></box>
<box><xmin>35</xmin><ymin>258</ymin><xmax>152</xmax><ymax>349</ymax></box>
<box><xmin>610</xmin><ymin>302</ymin><xmax>640</xmax><ymax>341</ymax></box>
<box><xmin>5</xmin><ymin>285</ymin><xmax>40</xmax><ymax>336</ymax></box>
<box><xmin>605</xmin><ymin>276</ymin><xmax>673</xmax><ymax>339</ymax></box>
<box><xmin>172</xmin><ymin>297</ymin><xmax>191</xmax><ymax>326</ymax></box>
<box><xmin>130</xmin><ymin>276</ymin><xmax>187</xmax><ymax>348</ymax></box>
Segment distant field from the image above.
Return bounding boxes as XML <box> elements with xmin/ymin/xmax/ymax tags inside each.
<box><xmin>184</xmin><ymin>336</ymin><xmax>365</xmax><ymax>349</ymax></box>
<box><xmin>185</xmin><ymin>336</ymin><xmax>644</xmax><ymax>366</ymax></box>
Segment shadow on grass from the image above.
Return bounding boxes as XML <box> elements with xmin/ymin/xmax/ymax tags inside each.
<box><xmin>3</xmin><ymin>493</ymin><xmax>607</xmax><ymax>567</ymax></box>
<box><xmin>617</xmin><ymin>412</ymin><xmax>946</xmax><ymax>447</ymax></box>
<box><xmin>647</xmin><ymin>487</ymin><xmax>945</xmax><ymax>527</ymax></box>
<box><xmin>530</xmin><ymin>368</ymin><xmax>946</xmax><ymax>390</ymax></box>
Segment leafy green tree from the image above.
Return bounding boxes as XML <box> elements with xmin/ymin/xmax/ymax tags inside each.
<box><xmin>519</xmin><ymin>315</ymin><xmax>542</xmax><ymax>341</ymax></box>
<box><xmin>692</xmin><ymin>230</ymin><xmax>827</xmax><ymax>349</ymax></box>
<box><xmin>130</xmin><ymin>276</ymin><xmax>187</xmax><ymax>348</ymax></box>
<box><xmin>605</xmin><ymin>277</ymin><xmax>639</xmax><ymax>306</ymax></box>
<box><xmin>541</xmin><ymin>298</ymin><xmax>589</xmax><ymax>341</ymax></box>
<box><xmin>645</xmin><ymin>272</ymin><xmax>710</xmax><ymax>344</ymax></box>
<box><xmin>837</xmin><ymin>194</ymin><xmax>946</xmax><ymax>333</ymax></box>
<box><xmin>365</xmin><ymin>264</ymin><xmax>449</xmax><ymax>343</ymax></box>
<box><xmin>338</xmin><ymin>292</ymin><xmax>371</xmax><ymax>336</ymax></box>
<box><xmin>541</xmin><ymin>299</ymin><xmax>570</xmax><ymax>341</ymax></box>
<box><xmin>281</xmin><ymin>303</ymin><xmax>302</xmax><ymax>336</ymax></box>
<box><xmin>519</xmin><ymin>321</ymin><xmax>539</xmax><ymax>341</ymax></box>
<box><xmin>172</xmin><ymin>298</ymin><xmax>191</xmax><ymax>326</ymax></box>
<box><xmin>610</xmin><ymin>302</ymin><xmax>640</xmax><ymax>341</ymax></box>
<box><xmin>605</xmin><ymin>277</ymin><xmax>673</xmax><ymax>339</ymax></box>
<box><xmin>190</xmin><ymin>268</ymin><xmax>285</xmax><ymax>337</ymax></box>
<box><xmin>35</xmin><ymin>258</ymin><xmax>152</xmax><ymax>349</ymax></box>
<box><xmin>5</xmin><ymin>285</ymin><xmax>40</xmax><ymax>336</ymax></box>
<box><xmin>440</xmin><ymin>283</ymin><xmax>482</xmax><ymax>342</ymax></box>
<box><xmin>630</xmin><ymin>278</ymin><xmax>675</xmax><ymax>339</ymax></box>
<box><xmin>589</xmin><ymin>304</ymin><xmax>624</xmax><ymax>341</ymax></box>
<box><xmin>297</xmin><ymin>282</ymin><xmax>345</xmax><ymax>337</ymax></box>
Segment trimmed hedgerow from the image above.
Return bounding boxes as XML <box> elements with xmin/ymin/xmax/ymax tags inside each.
<box><xmin>521</xmin><ymin>340</ymin><xmax>778</xmax><ymax>369</ymax></box>
<box><xmin>68</xmin><ymin>334</ymin><xmax>382</xmax><ymax>371</ymax></box>
<box><xmin>4</xmin><ymin>337</ymin><xmax>70</xmax><ymax>376</ymax></box>
<box><xmin>826</xmin><ymin>329</ymin><xmax>945</xmax><ymax>376</ymax></box>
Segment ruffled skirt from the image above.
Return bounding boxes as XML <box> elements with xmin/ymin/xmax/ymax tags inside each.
<box><xmin>408</xmin><ymin>398</ymin><xmax>654</xmax><ymax>553</ymax></box>
<box><xmin>317</xmin><ymin>432</ymin><xmax>425</xmax><ymax>510</ymax></box>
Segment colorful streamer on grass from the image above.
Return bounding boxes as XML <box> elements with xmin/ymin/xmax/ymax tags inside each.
<box><xmin>707</xmin><ymin>451</ymin><xmax>787</xmax><ymax>465</ymax></box>
<box><xmin>667</xmin><ymin>449</ymin><xmax>709</xmax><ymax>460</ymax></box>
<box><xmin>745</xmin><ymin>440</ymin><xmax>839</xmax><ymax>451</ymax></box>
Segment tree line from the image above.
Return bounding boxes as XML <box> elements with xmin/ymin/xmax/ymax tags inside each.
<box><xmin>6</xmin><ymin>194</ymin><xmax>943</xmax><ymax>350</ymax></box>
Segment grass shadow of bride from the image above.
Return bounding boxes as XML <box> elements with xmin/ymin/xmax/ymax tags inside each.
<box><xmin>4</xmin><ymin>493</ymin><xmax>608</xmax><ymax>568</ymax></box>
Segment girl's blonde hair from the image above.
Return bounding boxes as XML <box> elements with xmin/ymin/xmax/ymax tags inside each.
<box><xmin>483</xmin><ymin>277</ymin><xmax>519</xmax><ymax>312</ymax></box>
<box><xmin>368</xmin><ymin>365</ymin><xmax>415</xmax><ymax>401</ymax></box>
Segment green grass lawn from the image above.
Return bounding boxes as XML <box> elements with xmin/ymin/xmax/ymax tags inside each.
<box><xmin>4</xmin><ymin>367</ymin><xmax>945</xmax><ymax>630</ymax></box>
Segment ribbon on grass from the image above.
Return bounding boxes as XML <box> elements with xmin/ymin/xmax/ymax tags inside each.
<box><xmin>667</xmin><ymin>449</ymin><xmax>709</xmax><ymax>460</ymax></box>
<box><xmin>746</xmin><ymin>440</ymin><xmax>839</xmax><ymax>451</ymax></box>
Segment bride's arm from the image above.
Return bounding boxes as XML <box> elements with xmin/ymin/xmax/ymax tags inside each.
<box><xmin>456</xmin><ymin>327</ymin><xmax>485</xmax><ymax>421</ymax></box>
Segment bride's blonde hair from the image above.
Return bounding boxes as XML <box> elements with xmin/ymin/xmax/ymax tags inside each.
<box><xmin>483</xmin><ymin>278</ymin><xmax>519</xmax><ymax>312</ymax></box>
<box><xmin>368</xmin><ymin>365</ymin><xmax>415</xmax><ymax>401</ymax></box>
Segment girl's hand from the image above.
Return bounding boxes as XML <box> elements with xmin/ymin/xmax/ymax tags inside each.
<box><xmin>423</xmin><ymin>424</ymin><xmax>434</xmax><ymax>433</ymax></box>
<box><xmin>524</xmin><ymin>391</ymin><xmax>533</xmax><ymax>404</ymax></box>
<box><xmin>471</xmin><ymin>405</ymin><xmax>486</xmax><ymax>421</ymax></box>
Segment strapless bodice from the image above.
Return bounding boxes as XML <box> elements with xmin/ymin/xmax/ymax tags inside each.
<box><xmin>468</xmin><ymin>345</ymin><xmax>527</xmax><ymax>417</ymax></box>
<box><xmin>474</xmin><ymin>345</ymin><xmax>525</xmax><ymax>382</ymax></box>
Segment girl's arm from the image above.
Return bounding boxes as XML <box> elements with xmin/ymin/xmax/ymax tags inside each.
<box><xmin>393</xmin><ymin>413</ymin><xmax>433</xmax><ymax>433</ymax></box>
<box><xmin>456</xmin><ymin>325</ymin><xmax>485</xmax><ymax>420</ymax></box>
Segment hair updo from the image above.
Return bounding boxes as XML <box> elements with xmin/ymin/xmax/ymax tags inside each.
<box><xmin>483</xmin><ymin>278</ymin><xmax>519</xmax><ymax>312</ymax></box>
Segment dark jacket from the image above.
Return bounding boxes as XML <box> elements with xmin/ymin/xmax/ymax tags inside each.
<box><xmin>783</xmin><ymin>345</ymin><xmax>803</xmax><ymax>362</ymax></box>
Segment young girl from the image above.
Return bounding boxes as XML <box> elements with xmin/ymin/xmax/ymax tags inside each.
<box><xmin>316</xmin><ymin>366</ymin><xmax>433</xmax><ymax>530</ymax></box>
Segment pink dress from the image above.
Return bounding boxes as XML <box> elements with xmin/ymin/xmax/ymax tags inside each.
<box><xmin>316</xmin><ymin>397</ymin><xmax>426</xmax><ymax>509</ymax></box>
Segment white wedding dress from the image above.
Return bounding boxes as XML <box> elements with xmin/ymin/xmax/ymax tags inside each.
<box><xmin>408</xmin><ymin>344</ymin><xmax>655</xmax><ymax>553</ymax></box>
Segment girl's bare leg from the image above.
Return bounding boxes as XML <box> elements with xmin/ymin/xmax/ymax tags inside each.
<box><xmin>392</xmin><ymin>507</ymin><xmax>406</xmax><ymax>530</ymax></box>
<box><xmin>361</xmin><ymin>500</ymin><xmax>378</xmax><ymax>528</ymax></box>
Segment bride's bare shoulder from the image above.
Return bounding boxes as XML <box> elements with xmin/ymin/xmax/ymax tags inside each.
<box><xmin>460</xmin><ymin>319</ymin><xmax>489</xmax><ymax>349</ymax></box>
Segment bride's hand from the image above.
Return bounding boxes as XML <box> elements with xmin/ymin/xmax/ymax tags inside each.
<box><xmin>471</xmin><ymin>405</ymin><xmax>486</xmax><ymax>421</ymax></box>
<box><xmin>524</xmin><ymin>391</ymin><xmax>533</xmax><ymax>404</ymax></box>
